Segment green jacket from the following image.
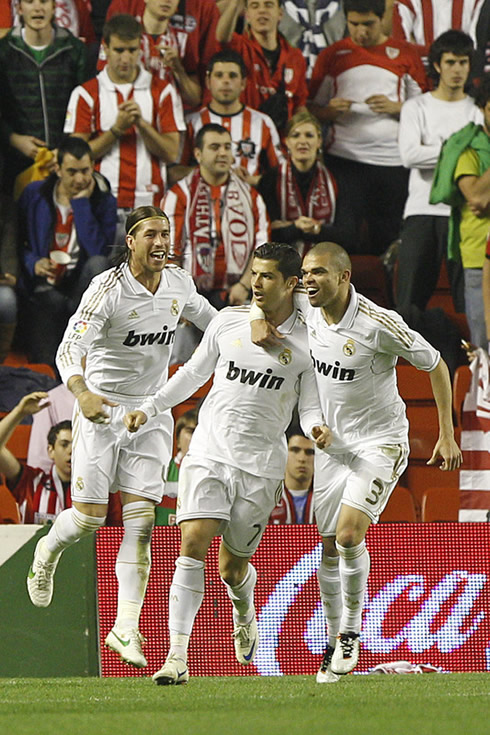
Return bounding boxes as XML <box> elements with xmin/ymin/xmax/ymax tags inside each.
<box><xmin>430</xmin><ymin>122</ymin><xmax>490</xmax><ymax>260</ymax></box>
<box><xmin>0</xmin><ymin>25</ymin><xmax>88</xmax><ymax>150</ymax></box>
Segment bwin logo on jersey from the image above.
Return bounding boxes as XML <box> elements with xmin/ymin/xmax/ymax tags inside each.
<box><xmin>226</xmin><ymin>360</ymin><xmax>285</xmax><ymax>390</ymax></box>
<box><xmin>311</xmin><ymin>353</ymin><xmax>355</xmax><ymax>381</ymax></box>
<box><xmin>123</xmin><ymin>326</ymin><xmax>176</xmax><ymax>346</ymax></box>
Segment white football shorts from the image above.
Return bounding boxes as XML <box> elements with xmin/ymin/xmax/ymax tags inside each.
<box><xmin>176</xmin><ymin>454</ymin><xmax>283</xmax><ymax>557</ymax></box>
<box><xmin>71</xmin><ymin>401</ymin><xmax>173</xmax><ymax>505</ymax></box>
<box><xmin>313</xmin><ymin>443</ymin><xmax>409</xmax><ymax>536</ymax></box>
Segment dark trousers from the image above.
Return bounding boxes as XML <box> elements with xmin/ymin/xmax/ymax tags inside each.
<box><xmin>396</xmin><ymin>215</ymin><xmax>464</xmax><ymax>320</ymax></box>
<box><xmin>324</xmin><ymin>154</ymin><xmax>409</xmax><ymax>256</ymax></box>
<box><xmin>27</xmin><ymin>255</ymin><xmax>109</xmax><ymax>367</ymax></box>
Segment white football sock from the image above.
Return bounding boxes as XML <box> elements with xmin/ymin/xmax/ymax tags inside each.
<box><xmin>43</xmin><ymin>507</ymin><xmax>106</xmax><ymax>561</ymax></box>
<box><xmin>114</xmin><ymin>500</ymin><xmax>155</xmax><ymax>631</ymax></box>
<box><xmin>168</xmin><ymin>556</ymin><xmax>205</xmax><ymax>661</ymax></box>
<box><xmin>317</xmin><ymin>555</ymin><xmax>342</xmax><ymax>648</ymax></box>
<box><xmin>336</xmin><ymin>540</ymin><xmax>370</xmax><ymax>634</ymax></box>
<box><xmin>221</xmin><ymin>563</ymin><xmax>257</xmax><ymax>625</ymax></box>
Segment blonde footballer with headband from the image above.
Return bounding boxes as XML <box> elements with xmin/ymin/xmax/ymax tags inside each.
<box><xmin>26</xmin><ymin>205</ymin><xmax>218</xmax><ymax>669</ymax></box>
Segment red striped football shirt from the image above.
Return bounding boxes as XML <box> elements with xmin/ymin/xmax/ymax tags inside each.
<box><xmin>64</xmin><ymin>67</ymin><xmax>185</xmax><ymax>208</ymax></box>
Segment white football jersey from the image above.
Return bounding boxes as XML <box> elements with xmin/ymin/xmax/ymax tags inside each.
<box><xmin>56</xmin><ymin>262</ymin><xmax>217</xmax><ymax>402</ymax></box>
<box><xmin>295</xmin><ymin>286</ymin><xmax>440</xmax><ymax>453</ymax></box>
<box><xmin>141</xmin><ymin>305</ymin><xmax>324</xmax><ymax>478</ymax></box>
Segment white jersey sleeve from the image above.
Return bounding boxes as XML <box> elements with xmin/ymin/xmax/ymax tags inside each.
<box><xmin>297</xmin><ymin>364</ymin><xmax>325</xmax><ymax>438</ymax></box>
<box><xmin>140</xmin><ymin>315</ymin><xmax>221</xmax><ymax>417</ymax></box>
<box><xmin>56</xmin><ymin>267</ymin><xmax>122</xmax><ymax>384</ymax></box>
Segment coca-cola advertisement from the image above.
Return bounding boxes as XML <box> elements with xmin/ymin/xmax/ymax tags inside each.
<box><xmin>96</xmin><ymin>524</ymin><xmax>490</xmax><ymax>677</ymax></box>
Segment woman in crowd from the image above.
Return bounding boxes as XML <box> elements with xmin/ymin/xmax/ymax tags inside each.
<box><xmin>257</xmin><ymin>109</ymin><xmax>354</xmax><ymax>255</ymax></box>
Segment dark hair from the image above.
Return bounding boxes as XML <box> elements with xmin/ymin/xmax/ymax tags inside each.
<box><xmin>125</xmin><ymin>205</ymin><xmax>169</xmax><ymax>236</ymax></box>
<box><xmin>194</xmin><ymin>123</ymin><xmax>231</xmax><ymax>151</ymax></box>
<box><xmin>253</xmin><ymin>242</ymin><xmax>302</xmax><ymax>280</ymax></box>
<box><xmin>475</xmin><ymin>72</ymin><xmax>490</xmax><ymax>108</ymax></box>
<box><xmin>56</xmin><ymin>136</ymin><xmax>92</xmax><ymax>166</ymax></box>
<box><xmin>428</xmin><ymin>30</ymin><xmax>474</xmax><ymax>81</ymax></box>
<box><xmin>245</xmin><ymin>0</ymin><xmax>282</xmax><ymax>5</ymax></box>
<box><xmin>344</xmin><ymin>0</ymin><xmax>385</xmax><ymax>19</ymax></box>
<box><xmin>207</xmin><ymin>50</ymin><xmax>248</xmax><ymax>78</ymax></box>
<box><xmin>47</xmin><ymin>420</ymin><xmax>72</xmax><ymax>448</ymax></box>
<box><xmin>103</xmin><ymin>14</ymin><xmax>142</xmax><ymax>45</ymax></box>
<box><xmin>175</xmin><ymin>409</ymin><xmax>198</xmax><ymax>443</ymax></box>
<box><xmin>286</xmin><ymin>424</ymin><xmax>307</xmax><ymax>441</ymax></box>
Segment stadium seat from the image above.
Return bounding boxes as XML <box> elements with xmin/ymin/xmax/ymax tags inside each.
<box><xmin>420</xmin><ymin>485</ymin><xmax>460</xmax><ymax>522</ymax></box>
<box><xmin>396</xmin><ymin>364</ymin><xmax>439</xmax><ymax>459</ymax></box>
<box><xmin>426</xmin><ymin>260</ymin><xmax>455</xmax><ymax>314</ymax></box>
<box><xmin>27</xmin><ymin>363</ymin><xmax>57</xmax><ymax>379</ymax></box>
<box><xmin>379</xmin><ymin>485</ymin><xmax>417</xmax><ymax>522</ymax></box>
<box><xmin>453</xmin><ymin>364</ymin><xmax>471</xmax><ymax>427</ymax></box>
<box><xmin>6</xmin><ymin>424</ymin><xmax>31</xmax><ymax>463</ymax></box>
<box><xmin>0</xmin><ymin>482</ymin><xmax>20</xmax><ymax>524</ymax></box>
<box><xmin>3</xmin><ymin>351</ymin><xmax>29</xmax><ymax>367</ymax></box>
<box><xmin>400</xmin><ymin>463</ymin><xmax>460</xmax><ymax>509</ymax></box>
<box><xmin>350</xmin><ymin>255</ymin><xmax>392</xmax><ymax>309</ymax></box>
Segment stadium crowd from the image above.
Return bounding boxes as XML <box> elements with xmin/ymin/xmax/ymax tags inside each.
<box><xmin>0</xmin><ymin>0</ymin><xmax>488</xmax><ymax>682</ymax></box>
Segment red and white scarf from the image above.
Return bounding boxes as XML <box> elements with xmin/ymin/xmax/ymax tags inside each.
<box><xmin>278</xmin><ymin>159</ymin><xmax>337</xmax><ymax>223</ymax></box>
<box><xmin>186</xmin><ymin>169</ymin><xmax>256</xmax><ymax>292</ymax></box>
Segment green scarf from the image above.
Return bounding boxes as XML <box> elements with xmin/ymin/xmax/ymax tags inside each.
<box><xmin>430</xmin><ymin>122</ymin><xmax>490</xmax><ymax>260</ymax></box>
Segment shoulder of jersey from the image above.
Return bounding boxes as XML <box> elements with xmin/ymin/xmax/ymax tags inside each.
<box><xmin>357</xmin><ymin>294</ymin><xmax>414</xmax><ymax>346</ymax></box>
<box><xmin>165</xmin><ymin>263</ymin><xmax>193</xmax><ymax>279</ymax></box>
<box><xmin>219</xmin><ymin>304</ymin><xmax>251</xmax><ymax>316</ymax></box>
<box><xmin>92</xmin><ymin>263</ymin><xmax>125</xmax><ymax>290</ymax></box>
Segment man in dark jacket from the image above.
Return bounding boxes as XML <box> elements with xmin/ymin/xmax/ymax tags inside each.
<box><xmin>0</xmin><ymin>0</ymin><xmax>88</xmax><ymax>192</ymax></box>
<box><xmin>18</xmin><ymin>136</ymin><xmax>116</xmax><ymax>366</ymax></box>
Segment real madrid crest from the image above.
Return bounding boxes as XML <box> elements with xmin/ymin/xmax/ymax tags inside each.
<box><xmin>278</xmin><ymin>348</ymin><xmax>292</xmax><ymax>365</ymax></box>
<box><xmin>171</xmin><ymin>299</ymin><xmax>179</xmax><ymax>316</ymax></box>
<box><xmin>343</xmin><ymin>339</ymin><xmax>355</xmax><ymax>357</ymax></box>
<box><xmin>75</xmin><ymin>476</ymin><xmax>84</xmax><ymax>492</ymax></box>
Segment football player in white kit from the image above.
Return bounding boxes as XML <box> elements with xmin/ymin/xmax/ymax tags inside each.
<box><xmin>251</xmin><ymin>241</ymin><xmax>462</xmax><ymax>681</ymax></box>
<box><xmin>26</xmin><ymin>205</ymin><xmax>218</xmax><ymax>669</ymax></box>
<box><xmin>123</xmin><ymin>242</ymin><xmax>331</xmax><ymax>685</ymax></box>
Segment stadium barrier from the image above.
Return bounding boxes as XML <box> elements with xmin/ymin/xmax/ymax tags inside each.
<box><xmin>97</xmin><ymin>524</ymin><xmax>490</xmax><ymax>677</ymax></box>
<box><xmin>0</xmin><ymin>527</ymin><xmax>98</xmax><ymax>677</ymax></box>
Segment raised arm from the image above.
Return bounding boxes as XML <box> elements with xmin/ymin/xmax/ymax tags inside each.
<box><xmin>216</xmin><ymin>0</ymin><xmax>244</xmax><ymax>43</ymax></box>
<box><xmin>0</xmin><ymin>392</ymin><xmax>49</xmax><ymax>482</ymax></box>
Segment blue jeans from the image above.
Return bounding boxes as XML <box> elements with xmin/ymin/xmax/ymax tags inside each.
<box><xmin>464</xmin><ymin>267</ymin><xmax>486</xmax><ymax>349</ymax></box>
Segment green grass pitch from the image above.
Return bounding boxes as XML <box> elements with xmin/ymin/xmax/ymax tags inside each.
<box><xmin>1</xmin><ymin>674</ymin><xmax>488</xmax><ymax>735</ymax></box>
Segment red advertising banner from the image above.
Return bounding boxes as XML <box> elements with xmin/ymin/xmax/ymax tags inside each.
<box><xmin>96</xmin><ymin>524</ymin><xmax>490</xmax><ymax>677</ymax></box>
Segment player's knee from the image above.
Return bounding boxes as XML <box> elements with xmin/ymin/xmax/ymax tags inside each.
<box><xmin>322</xmin><ymin>536</ymin><xmax>338</xmax><ymax>558</ymax></box>
<box><xmin>335</xmin><ymin>527</ymin><xmax>364</xmax><ymax>548</ymax></box>
<box><xmin>180</xmin><ymin>532</ymin><xmax>210</xmax><ymax>561</ymax></box>
<box><xmin>180</xmin><ymin>520</ymin><xmax>216</xmax><ymax>560</ymax></box>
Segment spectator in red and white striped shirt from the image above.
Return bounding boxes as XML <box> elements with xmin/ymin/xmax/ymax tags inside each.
<box><xmin>64</xmin><ymin>14</ymin><xmax>185</xmax><ymax>249</ymax></box>
<box><xmin>181</xmin><ymin>49</ymin><xmax>284</xmax><ymax>187</ymax></box>
<box><xmin>0</xmin><ymin>391</ymin><xmax>72</xmax><ymax>524</ymax></box>
<box><xmin>392</xmin><ymin>0</ymin><xmax>486</xmax><ymax>70</ymax></box>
